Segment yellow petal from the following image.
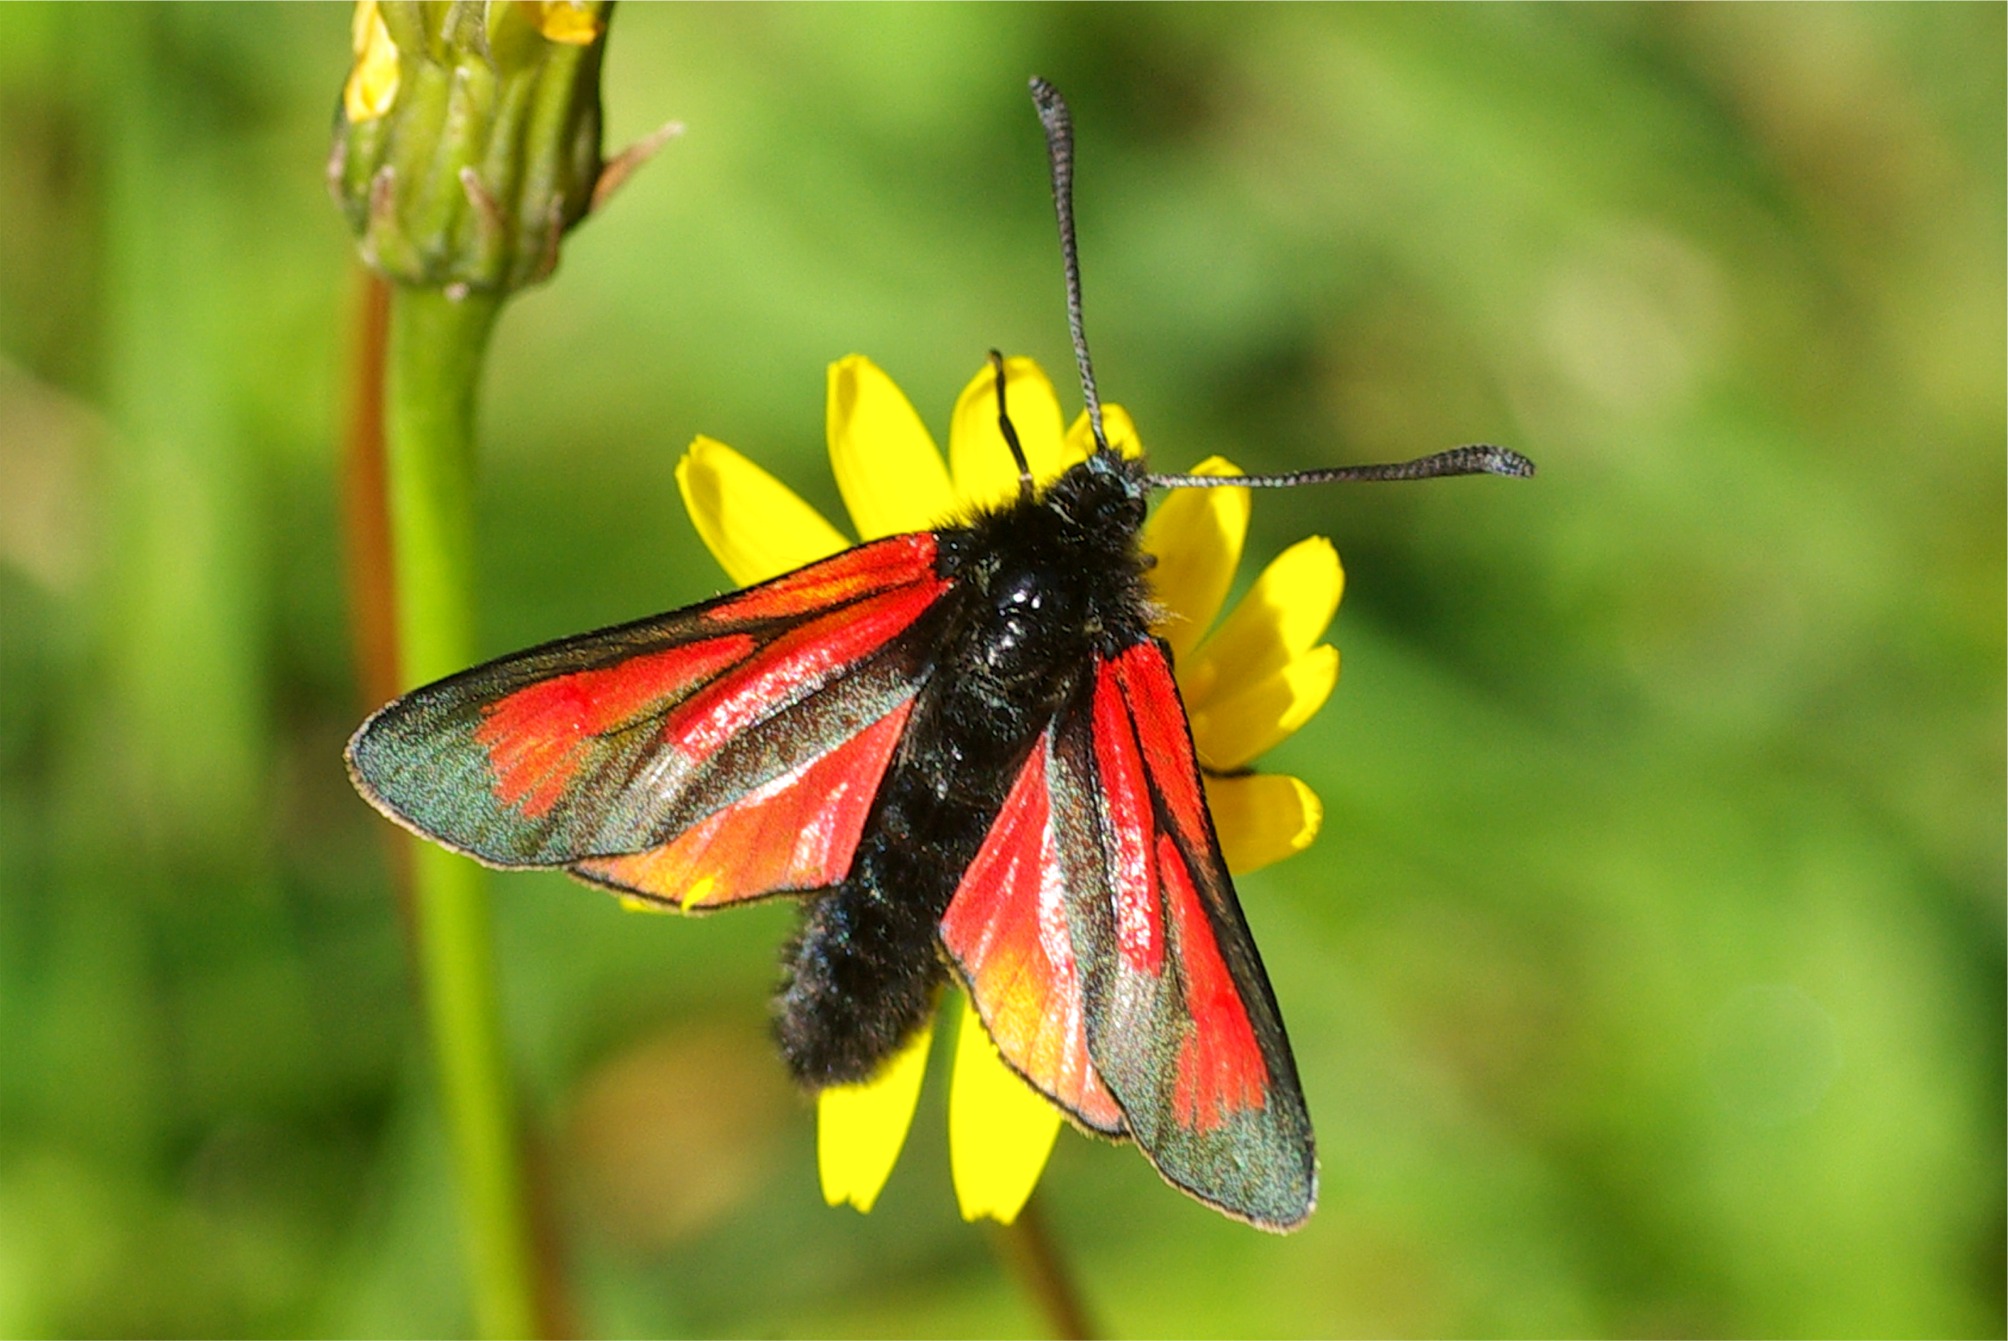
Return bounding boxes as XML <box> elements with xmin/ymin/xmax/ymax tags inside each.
<box><xmin>1190</xmin><ymin>645</ymin><xmax>1339</xmax><ymax>772</ymax></box>
<box><xmin>348</xmin><ymin>0</ymin><xmax>374</xmax><ymax>52</ymax></box>
<box><xmin>343</xmin><ymin>0</ymin><xmax>400</xmax><ymax>123</ymax></box>
<box><xmin>950</xmin><ymin>358</ymin><xmax>1066</xmax><ymax>510</ymax></box>
<box><xmin>948</xmin><ymin>993</ymin><xmax>1063</xmax><ymax>1224</ymax></box>
<box><xmin>1205</xmin><ymin>773</ymin><xmax>1324</xmax><ymax>875</ymax></box>
<box><xmin>533</xmin><ymin>0</ymin><xmax>603</xmax><ymax>44</ymax></box>
<box><xmin>1059</xmin><ymin>402</ymin><xmax>1145</xmax><ymax>468</ymax></box>
<box><xmin>676</xmin><ymin>435</ymin><xmax>850</xmax><ymax>587</ymax></box>
<box><xmin>1182</xmin><ymin>537</ymin><xmax>1344</xmax><ymax>710</ymax></box>
<box><xmin>827</xmin><ymin>355</ymin><xmax>956</xmax><ymax>538</ymax></box>
<box><xmin>817</xmin><ymin>1020</ymin><xmax>934</xmax><ymax>1213</ymax></box>
<box><xmin>1141</xmin><ymin>456</ymin><xmax>1249</xmax><ymax>666</ymax></box>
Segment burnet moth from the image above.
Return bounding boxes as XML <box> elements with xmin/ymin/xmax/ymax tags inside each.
<box><xmin>346</xmin><ymin>79</ymin><xmax>1533</xmax><ymax>1231</ymax></box>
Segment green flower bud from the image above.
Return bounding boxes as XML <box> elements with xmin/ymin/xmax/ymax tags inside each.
<box><xmin>330</xmin><ymin>0</ymin><xmax>610</xmax><ymax>295</ymax></box>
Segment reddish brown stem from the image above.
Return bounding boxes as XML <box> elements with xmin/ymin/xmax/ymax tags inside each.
<box><xmin>341</xmin><ymin>269</ymin><xmax>398</xmax><ymax>711</ymax></box>
<box><xmin>340</xmin><ymin>270</ymin><xmax>415</xmax><ymax>944</ymax></box>
<box><xmin>990</xmin><ymin>1196</ymin><xmax>1098</xmax><ymax>1340</ymax></box>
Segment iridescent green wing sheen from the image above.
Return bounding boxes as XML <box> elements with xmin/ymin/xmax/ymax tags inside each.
<box><xmin>346</xmin><ymin>535</ymin><xmax>950</xmax><ymax>884</ymax></box>
<box><xmin>1046</xmin><ymin>639</ymin><xmax>1316</xmax><ymax>1230</ymax></box>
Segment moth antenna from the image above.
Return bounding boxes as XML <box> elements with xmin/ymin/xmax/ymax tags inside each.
<box><xmin>988</xmin><ymin>348</ymin><xmax>1036</xmax><ymax>502</ymax></box>
<box><xmin>1030</xmin><ymin>77</ymin><xmax>1110</xmax><ymax>456</ymax></box>
<box><xmin>1148</xmin><ymin>444</ymin><xmax>1537</xmax><ymax>490</ymax></box>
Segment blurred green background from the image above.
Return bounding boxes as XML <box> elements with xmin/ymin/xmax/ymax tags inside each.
<box><xmin>2</xmin><ymin>4</ymin><xmax>2002</xmax><ymax>1337</ymax></box>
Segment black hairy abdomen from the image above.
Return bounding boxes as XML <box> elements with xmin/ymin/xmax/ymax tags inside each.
<box><xmin>774</xmin><ymin>454</ymin><xmax>1152</xmax><ymax>1088</ymax></box>
<box><xmin>774</xmin><ymin>665</ymin><xmax>1045</xmax><ymax>1085</ymax></box>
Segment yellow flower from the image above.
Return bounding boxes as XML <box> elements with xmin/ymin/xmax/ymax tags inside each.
<box><xmin>675</xmin><ymin>355</ymin><xmax>1340</xmax><ymax>1223</ymax></box>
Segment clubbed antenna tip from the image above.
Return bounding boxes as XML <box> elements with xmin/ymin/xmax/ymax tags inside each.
<box><xmin>1030</xmin><ymin>77</ymin><xmax>1109</xmax><ymax>456</ymax></box>
<box><xmin>1147</xmin><ymin>445</ymin><xmax>1538</xmax><ymax>490</ymax></box>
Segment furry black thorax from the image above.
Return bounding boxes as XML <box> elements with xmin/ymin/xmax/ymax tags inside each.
<box><xmin>775</xmin><ymin>450</ymin><xmax>1156</xmax><ymax>1086</ymax></box>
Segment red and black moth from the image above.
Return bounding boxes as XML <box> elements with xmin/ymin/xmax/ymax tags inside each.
<box><xmin>346</xmin><ymin>80</ymin><xmax>1532</xmax><ymax>1230</ymax></box>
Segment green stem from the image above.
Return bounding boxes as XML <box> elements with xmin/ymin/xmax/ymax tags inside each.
<box><xmin>382</xmin><ymin>284</ymin><xmax>539</xmax><ymax>1339</ymax></box>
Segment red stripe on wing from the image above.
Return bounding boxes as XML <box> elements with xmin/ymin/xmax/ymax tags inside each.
<box><xmin>1090</xmin><ymin>669</ymin><xmax>1164</xmax><ymax>975</ymax></box>
<box><xmin>573</xmin><ymin>698</ymin><xmax>914</xmax><ymax>908</ymax></box>
<box><xmin>1100</xmin><ymin>644</ymin><xmax>1270</xmax><ymax>1127</ymax></box>
<box><xmin>1110</xmin><ymin>646</ymin><xmax>1209</xmax><ymax>843</ymax></box>
<box><xmin>1157</xmin><ymin>830</ymin><xmax>1268</xmax><ymax>1132</ymax></box>
<box><xmin>940</xmin><ymin>733</ymin><xmax>1124</xmax><ymax>1133</ymax></box>
<box><xmin>665</xmin><ymin>577</ymin><xmax>945</xmax><ymax>765</ymax></box>
<box><xmin>704</xmin><ymin>532</ymin><xmax>938</xmax><ymax>624</ymax></box>
<box><xmin>474</xmin><ymin>634</ymin><xmax>755</xmax><ymax>820</ymax></box>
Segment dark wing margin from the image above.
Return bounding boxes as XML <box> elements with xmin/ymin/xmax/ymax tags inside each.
<box><xmin>1048</xmin><ymin>639</ymin><xmax>1317</xmax><ymax>1230</ymax></box>
<box><xmin>346</xmin><ymin>534</ymin><xmax>951</xmax><ymax>889</ymax></box>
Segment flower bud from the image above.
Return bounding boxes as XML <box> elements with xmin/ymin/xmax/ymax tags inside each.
<box><xmin>331</xmin><ymin>0</ymin><xmax>609</xmax><ymax>295</ymax></box>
